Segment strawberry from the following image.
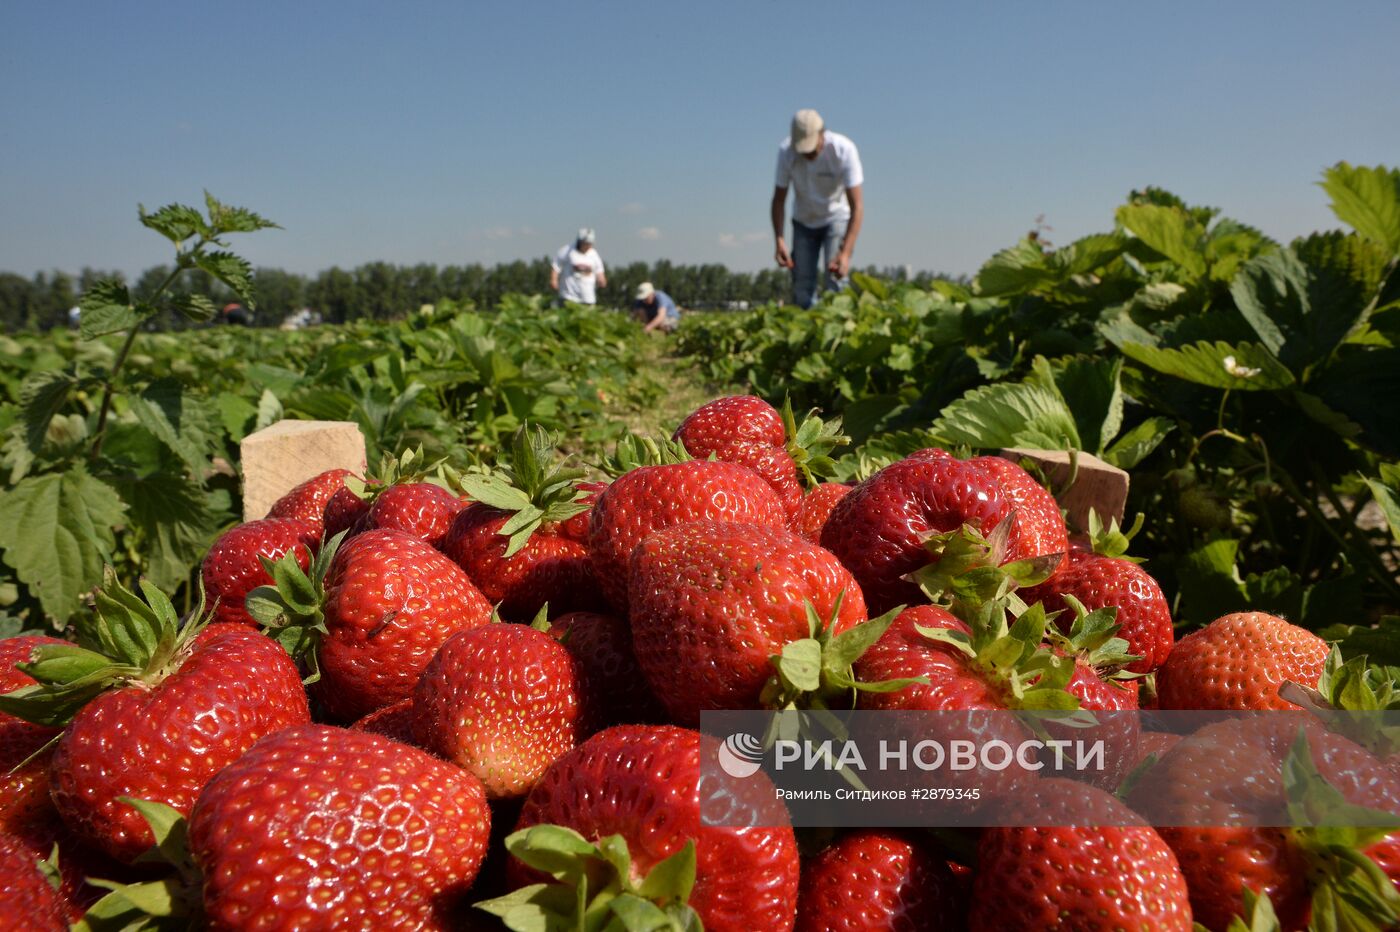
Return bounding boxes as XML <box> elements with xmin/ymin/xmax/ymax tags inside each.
<box><xmin>628</xmin><ymin>521</ymin><xmax>904</xmax><ymax>725</ymax></box>
<box><xmin>560</xmin><ymin>480</ymin><xmax>607</xmax><ymax>542</ymax></box>
<box><xmin>200</xmin><ymin>517</ymin><xmax>317</xmax><ymax>626</ymax></box>
<box><xmin>0</xmin><ymin>832</ymin><xmax>66</xmax><ymax>931</ymax></box>
<box><xmin>0</xmin><ymin>636</ymin><xmax>68</xmax><ymax>839</ymax></box>
<box><xmin>1155</xmin><ymin>611</ymin><xmax>1328</xmax><ymax>710</ymax></box>
<box><xmin>250</xmin><ymin>527</ymin><xmax>495</xmax><ymax>722</ymax></box>
<box><xmin>1024</xmin><ymin>548</ymin><xmax>1174</xmax><ymax>674</ymax></box>
<box><xmin>795</xmin><ymin>830</ymin><xmax>967</xmax><ymax>931</ymax></box>
<box><xmin>322</xmin><ymin>482</ymin><xmax>371</xmax><ymax>537</ymax></box>
<box><xmin>791</xmin><ymin>481</ymin><xmax>852</xmax><ymax>544</ymax></box>
<box><xmin>971</xmin><ymin>454</ymin><xmax>1068</xmax><ymax>570</ymax></box>
<box><xmin>548</xmin><ymin>610</ymin><xmax>658</xmax><ymax>727</ymax></box>
<box><xmin>265</xmin><ymin>467</ymin><xmax>356</xmax><ymax>535</ymax></box>
<box><xmin>1129</xmin><ymin>718</ymin><xmax>1400</xmax><ymax>930</ymax></box>
<box><xmin>348</xmin><ymin>697</ymin><xmax>421</xmax><ymax>747</ymax></box>
<box><xmin>674</xmin><ymin>395</ymin><xmax>786</xmax><ymax>449</ymax></box>
<box><xmin>969</xmin><ymin>778</ymin><xmax>1192</xmax><ymax>930</ymax></box>
<box><xmin>588</xmin><ymin>459</ymin><xmax>787</xmax><ymax>613</ymax></box>
<box><xmin>821</xmin><ymin>451</ymin><xmax>1025</xmax><ymax>615</ymax></box>
<box><xmin>443</xmin><ymin>428</ymin><xmax>602</xmax><ymax>620</ymax></box>
<box><xmin>673</xmin><ymin>396</ymin><xmax>849</xmax><ymax>520</ymax></box>
<box><xmin>413</xmin><ymin>623</ymin><xmax>587</xmax><ymax>799</ymax></box>
<box><xmin>0</xmin><ymin>574</ymin><xmax>310</xmax><ymax>863</ymax></box>
<box><xmin>493</xmin><ymin>724</ymin><xmax>800</xmax><ymax>932</ymax></box>
<box><xmin>187</xmin><ymin>725</ymin><xmax>491</xmax><ymax>930</ymax></box>
<box><xmin>364</xmin><ymin>481</ymin><xmax>468</xmax><ymax>548</ymax></box>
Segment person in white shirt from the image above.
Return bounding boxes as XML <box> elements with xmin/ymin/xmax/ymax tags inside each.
<box><xmin>770</xmin><ymin>109</ymin><xmax>864</xmax><ymax>308</ymax></box>
<box><xmin>550</xmin><ymin>228</ymin><xmax>607</xmax><ymax>305</ymax></box>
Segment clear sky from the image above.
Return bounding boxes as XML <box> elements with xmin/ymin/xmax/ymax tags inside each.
<box><xmin>3</xmin><ymin>1</ymin><xmax>1398</xmax><ymax>281</ymax></box>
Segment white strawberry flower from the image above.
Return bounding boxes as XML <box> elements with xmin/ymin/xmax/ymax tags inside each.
<box><xmin>1222</xmin><ymin>355</ymin><xmax>1262</xmax><ymax>379</ymax></box>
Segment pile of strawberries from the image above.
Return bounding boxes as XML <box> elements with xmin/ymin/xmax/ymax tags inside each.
<box><xmin>0</xmin><ymin>395</ymin><xmax>1394</xmax><ymax>931</ymax></box>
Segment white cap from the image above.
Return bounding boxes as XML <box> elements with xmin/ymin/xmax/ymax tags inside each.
<box><xmin>577</xmin><ymin>227</ymin><xmax>596</xmax><ymax>244</ymax></box>
<box><xmin>791</xmin><ymin>109</ymin><xmax>824</xmax><ymax>154</ymax></box>
<box><xmin>635</xmin><ymin>282</ymin><xmax>655</xmax><ymax>301</ymax></box>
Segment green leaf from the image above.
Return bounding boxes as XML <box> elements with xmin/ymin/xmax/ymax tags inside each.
<box><xmin>824</xmin><ymin>606</ymin><xmax>902</xmax><ymax>673</ymax></box>
<box><xmin>203</xmin><ymin>192</ymin><xmax>280</xmax><ymax>235</ymax></box>
<box><xmin>127</xmin><ymin>378</ymin><xmax>215</xmax><ymax>477</ymax></box>
<box><xmin>119</xmin><ymin>798</ymin><xmax>190</xmax><ymax>866</ymax></box>
<box><xmin>111</xmin><ymin>473</ymin><xmax>221</xmax><ymax>593</ymax></box>
<box><xmin>79</xmin><ymin>280</ymin><xmax>145</xmax><ymax>339</ymax></box>
<box><xmin>1116</xmin><ymin>203</ymin><xmax>1208</xmax><ymax>278</ymax></box>
<box><xmin>0</xmin><ymin>468</ymin><xmax>126</xmax><ymax>622</ymax></box>
<box><xmin>1101</xmin><ymin>416</ymin><xmax>1175</xmax><ymax>470</ymax></box>
<box><xmin>636</xmin><ymin>841</ymin><xmax>697</xmax><ymax>905</ymax></box>
<box><xmin>1364</xmin><ymin>477</ymin><xmax>1400</xmax><ymax>546</ymax></box>
<box><xmin>169</xmin><ymin>293</ymin><xmax>217</xmax><ymax>323</ymax></box>
<box><xmin>1117</xmin><ymin>340</ymin><xmax>1294</xmax><ymax>390</ymax></box>
<box><xmin>1319</xmin><ymin>162</ymin><xmax>1400</xmax><ymax>256</ymax></box>
<box><xmin>504</xmin><ymin>825</ymin><xmax>600</xmax><ymax>880</ymax></box>
<box><xmin>474</xmin><ymin>883</ymin><xmax>577</xmax><ymax>931</ymax></box>
<box><xmin>138</xmin><ymin>202</ymin><xmax>207</xmax><ymax>244</ymax></box>
<box><xmin>254</xmin><ymin>389</ymin><xmax>283</xmax><ymax>431</ymax></box>
<box><xmin>974</xmin><ymin>239</ymin><xmax>1055</xmax><ymax>296</ymax></box>
<box><xmin>1229</xmin><ymin>248</ymin><xmax>1371</xmax><ymax>371</ymax></box>
<box><xmin>193</xmin><ymin>251</ymin><xmax>255</xmax><ymax>305</ymax></box>
<box><xmin>773</xmin><ymin>639</ymin><xmax>823</xmax><ymax>693</ymax></box>
<box><xmin>19</xmin><ymin>369</ymin><xmax>78</xmax><ymax>453</ymax></box>
<box><xmin>1041</xmin><ymin>355</ymin><xmax>1123</xmax><ymax>455</ymax></box>
<box><xmin>932</xmin><ymin>380</ymin><xmax>1081</xmax><ymax>450</ymax></box>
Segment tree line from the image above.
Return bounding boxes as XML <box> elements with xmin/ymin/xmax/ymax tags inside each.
<box><xmin>0</xmin><ymin>259</ymin><xmax>954</xmax><ymax>331</ymax></box>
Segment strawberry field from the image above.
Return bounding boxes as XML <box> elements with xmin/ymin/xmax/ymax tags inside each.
<box><xmin>0</xmin><ymin>168</ymin><xmax>1397</xmax><ymax>929</ymax></box>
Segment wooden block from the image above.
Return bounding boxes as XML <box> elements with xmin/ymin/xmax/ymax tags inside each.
<box><xmin>240</xmin><ymin>420</ymin><xmax>367</xmax><ymax>522</ymax></box>
<box><xmin>998</xmin><ymin>448</ymin><xmax>1129</xmax><ymax>534</ymax></box>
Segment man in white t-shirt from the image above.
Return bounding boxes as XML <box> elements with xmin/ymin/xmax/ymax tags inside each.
<box><xmin>770</xmin><ymin>109</ymin><xmax>864</xmax><ymax>308</ymax></box>
<box><xmin>550</xmin><ymin>228</ymin><xmax>607</xmax><ymax>305</ymax></box>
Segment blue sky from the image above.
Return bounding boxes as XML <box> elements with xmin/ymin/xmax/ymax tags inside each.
<box><xmin>3</xmin><ymin>1</ymin><xmax>1398</xmax><ymax>280</ymax></box>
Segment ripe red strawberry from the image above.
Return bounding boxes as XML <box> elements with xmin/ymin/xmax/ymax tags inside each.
<box><xmin>348</xmin><ymin>697</ymin><xmax>421</xmax><ymax>747</ymax></box>
<box><xmin>189</xmin><ymin>725</ymin><xmax>491</xmax><ymax>930</ymax></box>
<box><xmin>971</xmin><ymin>454</ymin><xmax>1068</xmax><ymax>569</ymax></box>
<box><xmin>364</xmin><ymin>481</ymin><xmax>468</xmax><ymax>548</ymax></box>
<box><xmin>791</xmin><ymin>481</ymin><xmax>852</xmax><ymax>544</ymax></box>
<box><xmin>252</xmin><ymin>528</ymin><xmax>495</xmax><ymax>722</ymax></box>
<box><xmin>200</xmin><ymin>518</ymin><xmax>317</xmax><ymax>626</ymax></box>
<box><xmin>820</xmin><ymin>451</ymin><xmax>1022</xmax><ymax>614</ymax></box>
<box><xmin>0</xmin><ymin>575</ymin><xmax>311</xmax><ymax>863</ymax></box>
<box><xmin>0</xmin><ymin>636</ymin><xmax>68</xmax><ymax>839</ymax></box>
<box><xmin>504</xmin><ymin>724</ymin><xmax>800</xmax><ymax>932</ymax></box>
<box><xmin>628</xmin><ymin>521</ymin><xmax>872</xmax><ymax>725</ymax></box>
<box><xmin>1024</xmin><ymin>549</ymin><xmax>1174</xmax><ymax>674</ymax></box>
<box><xmin>322</xmin><ymin>530</ymin><xmax>494</xmax><ymax>720</ymax></box>
<box><xmin>1156</xmin><ymin>611</ymin><xmax>1328</xmax><ymax>710</ymax></box>
<box><xmin>322</xmin><ymin>482</ymin><xmax>371</xmax><ymax>536</ymax></box>
<box><xmin>444</xmin><ymin>429</ymin><xmax>603</xmax><ymax>620</ymax></box>
<box><xmin>588</xmin><ymin>459</ymin><xmax>787</xmax><ymax>613</ymax></box>
<box><xmin>414</xmin><ymin>623</ymin><xmax>587</xmax><ymax>799</ymax></box>
<box><xmin>796</xmin><ymin>830</ymin><xmax>967</xmax><ymax>931</ymax></box>
<box><xmin>673</xmin><ymin>396</ymin><xmax>848</xmax><ymax>521</ymax></box>
<box><xmin>0</xmin><ymin>832</ymin><xmax>66</xmax><ymax>931</ymax></box>
<box><xmin>969</xmin><ymin>778</ymin><xmax>1192</xmax><ymax>930</ymax></box>
<box><xmin>265</xmin><ymin>467</ymin><xmax>356</xmax><ymax>535</ymax></box>
<box><xmin>1129</xmin><ymin>715</ymin><xmax>1400</xmax><ymax>930</ymax></box>
<box><xmin>674</xmin><ymin>394</ymin><xmax>786</xmax><ymax>449</ymax></box>
<box><xmin>548</xmin><ymin>611</ymin><xmax>658</xmax><ymax>727</ymax></box>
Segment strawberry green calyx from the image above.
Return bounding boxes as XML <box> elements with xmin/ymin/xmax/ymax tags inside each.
<box><xmin>244</xmin><ymin>530</ymin><xmax>346</xmax><ymax>682</ymax></box>
<box><xmin>454</xmin><ymin>425</ymin><xmax>592</xmax><ymax>556</ymax></box>
<box><xmin>477</xmin><ymin>824</ymin><xmax>702</xmax><ymax>932</ymax></box>
<box><xmin>74</xmin><ymin>799</ymin><xmax>202</xmax><ymax>931</ymax></box>
<box><xmin>0</xmin><ymin>568</ymin><xmax>211</xmax><ymax>728</ymax></box>
<box><xmin>1086</xmin><ymin>510</ymin><xmax>1146</xmax><ymax>562</ymax></box>
<box><xmin>1279</xmin><ymin>648</ymin><xmax>1400</xmax><ymax>757</ymax></box>
<box><xmin>1219</xmin><ymin>890</ymin><xmax>1282</xmax><ymax>932</ymax></box>
<box><xmin>780</xmin><ymin>397</ymin><xmax>850</xmax><ymax>487</ymax></box>
<box><xmin>346</xmin><ymin>445</ymin><xmax>448</xmax><ymax>504</ymax></box>
<box><xmin>761</xmin><ymin>595</ymin><xmax>926</xmax><ymax>711</ymax></box>
<box><xmin>918</xmin><ymin>602</ymin><xmax>1081</xmax><ymax>711</ymax></box>
<box><xmin>1046</xmin><ymin>594</ymin><xmax>1143</xmax><ymax>680</ymax></box>
<box><xmin>601</xmin><ymin>432</ymin><xmax>693</xmax><ymax>477</ymax></box>
<box><xmin>1281</xmin><ymin>732</ymin><xmax>1400</xmax><ymax>932</ymax></box>
<box><xmin>911</xmin><ymin>519</ymin><xmax>1063</xmax><ymax>620</ymax></box>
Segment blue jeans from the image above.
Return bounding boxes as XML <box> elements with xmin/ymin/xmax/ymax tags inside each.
<box><xmin>792</xmin><ymin>218</ymin><xmax>849</xmax><ymax>309</ymax></box>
